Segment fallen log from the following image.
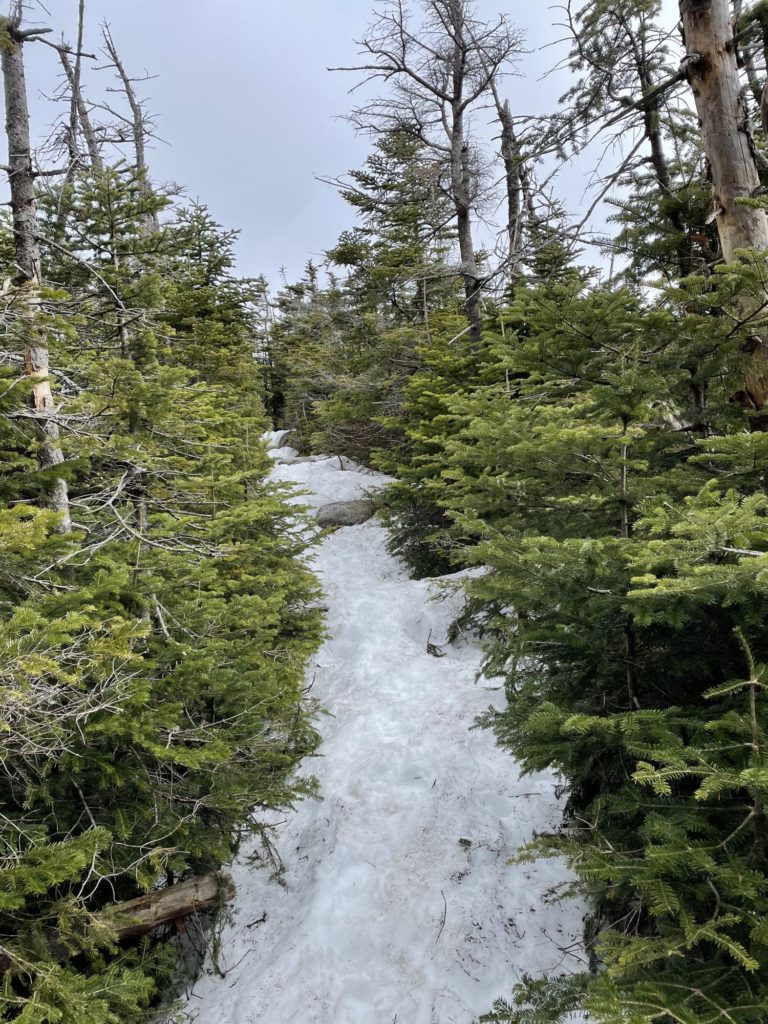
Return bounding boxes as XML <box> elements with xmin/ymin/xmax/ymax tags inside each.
<box><xmin>99</xmin><ymin>870</ymin><xmax>236</xmax><ymax>940</ymax></box>
<box><xmin>1</xmin><ymin>871</ymin><xmax>236</xmax><ymax>971</ymax></box>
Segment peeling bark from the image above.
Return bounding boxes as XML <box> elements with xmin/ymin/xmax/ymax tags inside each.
<box><xmin>100</xmin><ymin>871</ymin><xmax>236</xmax><ymax>941</ymax></box>
<box><xmin>681</xmin><ymin>0</ymin><xmax>768</xmax><ymax>408</ymax></box>
<box><xmin>680</xmin><ymin>0</ymin><xmax>768</xmax><ymax>260</ymax></box>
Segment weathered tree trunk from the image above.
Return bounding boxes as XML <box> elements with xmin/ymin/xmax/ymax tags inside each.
<box><xmin>60</xmin><ymin>0</ymin><xmax>103</xmax><ymax>173</ymax></box>
<box><xmin>1</xmin><ymin>872</ymin><xmax>235</xmax><ymax>971</ymax></box>
<box><xmin>59</xmin><ymin>51</ymin><xmax>103</xmax><ymax>171</ymax></box>
<box><xmin>681</xmin><ymin>0</ymin><xmax>768</xmax><ymax>260</ymax></box>
<box><xmin>448</xmin><ymin>6</ymin><xmax>483</xmax><ymax>349</ymax></box>
<box><xmin>2</xmin><ymin>18</ymin><xmax>71</xmax><ymax>530</ymax></box>
<box><xmin>496</xmin><ymin>98</ymin><xmax>527</xmax><ymax>278</ymax></box>
<box><xmin>99</xmin><ymin>871</ymin><xmax>236</xmax><ymax>940</ymax></box>
<box><xmin>453</xmin><ymin>129</ymin><xmax>484</xmax><ymax>347</ymax></box>
<box><xmin>681</xmin><ymin>0</ymin><xmax>768</xmax><ymax>408</ymax></box>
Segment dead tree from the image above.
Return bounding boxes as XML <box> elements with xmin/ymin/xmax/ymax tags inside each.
<box><xmin>97</xmin><ymin>871</ymin><xmax>235</xmax><ymax>941</ymax></box>
<box><xmin>335</xmin><ymin>0</ymin><xmax>522</xmax><ymax>347</ymax></box>
<box><xmin>1</xmin><ymin>11</ymin><xmax>71</xmax><ymax>531</ymax></box>
<box><xmin>460</xmin><ymin>15</ymin><xmax>537</xmax><ymax>281</ymax></box>
<box><xmin>681</xmin><ymin>0</ymin><xmax>768</xmax><ymax>261</ymax></box>
<box><xmin>1</xmin><ymin>872</ymin><xmax>236</xmax><ymax>972</ymax></box>
<box><xmin>495</xmin><ymin>97</ymin><xmax>529</xmax><ymax>277</ymax></box>
<box><xmin>57</xmin><ymin>0</ymin><xmax>103</xmax><ymax>172</ymax></box>
<box><xmin>58</xmin><ymin>47</ymin><xmax>103</xmax><ymax>171</ymax></box>
<box><xmin>680</xmin><ymin>0</ymin><xmax>768</xmax><ymax>408</ymax></box>
<box><xmin>101</xmin><ymin>23</ymin><xmax>158</xmax><ymax>232</ymax></box>
<box><xmin>57</xmin><ymin>0</ymin><xmax>103</xmax><ymax>173</ymax></box>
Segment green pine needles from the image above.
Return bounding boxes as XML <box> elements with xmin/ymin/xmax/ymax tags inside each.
<box><xmin>0</xmin><ymin>167</ymin><xmax>323</xmax><ymax>1021</ymax></box>
<box><xmin>430</xmin><ymin>265</ymin><xmax>768</xmax><ymax>1022</ymax></box>
<box><xmin>296</xmin><ymin>243</ymin><xmax>768</xmax><ymax>1021</ymax></box>
<box><xmin>255</xmin><ymin>96</ymin><xmax>768</xmax><ymax>1019</ymax></box>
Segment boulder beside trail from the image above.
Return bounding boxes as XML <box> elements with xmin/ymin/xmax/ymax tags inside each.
<box><xmin>316</xmin><ymin>500</ymin><xmax>376</xmax><ymax>528</ymax></box>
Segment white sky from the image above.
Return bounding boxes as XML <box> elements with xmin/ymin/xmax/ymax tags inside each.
<box><xmin>19</xmin><ymin>0</ymin><xmax>683</xmax><ymax>284</ymax></box>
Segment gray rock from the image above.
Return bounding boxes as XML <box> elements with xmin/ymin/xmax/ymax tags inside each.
<box><xmin>316</xmin><ymin>499</ymin><xmax>377</xmax><ymax>528</ymax></box>
<box><xmin>264</xmin><ymin>429</ymin><xmax>292</xmax><ymax>451</ymax></box>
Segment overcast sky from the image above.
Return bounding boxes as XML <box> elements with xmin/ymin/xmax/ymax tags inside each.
<box><xmin>20</xmin><ymin>0</ymin><xmax>682</xmax><ymax>285</ymax></box>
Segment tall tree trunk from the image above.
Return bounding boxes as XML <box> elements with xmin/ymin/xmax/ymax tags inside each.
<box><xmin>453</xmin><ymin>133</ymin><xmax>483</xmax><ymax>347</ymax></box>
<box><xmin>55</xmin><ymin>2</ymin><xmax>102</xmax><ymax>241</ymax></box>
<box><xmin>59</xmin><ymin>49</ymin><xmax>103</xmax><ymax>171</ymax></box>
<box><xmin>2</xmin><ymin>19</ymin><xmax>71</xmax><ymax>531</ymax></box>
<box><xmin>60</xmin><ymin>0</ymin><xmax>103</xmax><ymax>173</ymax></box>
<box><xmin>497</xmin><ymin>98</ymin><xmax>526</xmax><ymax>278</ymax></box>
<box><xmin>681</xmin><ymin>0</ymin><xmax>768</xmax><ymax>260</ymax></box>
<box><xmin>681</xmin><ymin>0</ymin><xmax>768</xmax><ymax>408</ymax></box>
<box><xmin>447</xmin><ymin>2</ymin><xmax>483</xmax><ymax>348</ymax></box>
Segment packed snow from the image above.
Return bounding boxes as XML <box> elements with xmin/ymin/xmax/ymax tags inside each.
<box><xmin>179</xmin><ymin>437</ymin><xmax>587</xmax><ymax>1024</ymax></box>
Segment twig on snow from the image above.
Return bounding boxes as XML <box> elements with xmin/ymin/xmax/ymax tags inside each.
<box><xmin>435</xmin><ymin>889</ymin><xmax>447</xmax><ymax>944</ymax></box>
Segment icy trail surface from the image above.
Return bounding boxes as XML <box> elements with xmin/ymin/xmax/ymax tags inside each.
<box><xmin>181</xmin><ymin>443</ymin><xmax>586</xmax><ymax>1024</ymax></box>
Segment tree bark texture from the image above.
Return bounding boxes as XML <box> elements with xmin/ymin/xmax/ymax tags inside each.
<box><xmin>681</xmin><ymin>0</ymin><xmax>768</xmax><ymax>408</ymax></box>
<box><xmin>449</xmin><ymin>8</ymin><xmax>483</xmax><ymax>349</ymax></box>
<box><xmin>100</xmin><ymin>871</ymin><xmax>236</xmax><ymax>940</ymax></box>
<box><xmin>453</xmin><ymin>129</ymin><xmax>484</xmax><ymax>348</ymax></box>
<box><xmin>2</xmin><ymin>22</ymin><xmax>71</xmax><ymax>529</ymax></box>
<box><xmin>497</xmin><ymin>98</ymin><xmax>526</xmax><ymax>277</ymax></box>
<box><xmin>59</xmin><ymin>51</ymin><xmax>103</xmax><ymax>171</ymax></box>
<box><xmin>1</xmin><ymin>872</ymin><xmax>236</xmax><ymax>971</ymax></box>
<box><xmin>680</xmin><ymin>0</ymin><xmax>768</xmax><ymax>261</ymax></box>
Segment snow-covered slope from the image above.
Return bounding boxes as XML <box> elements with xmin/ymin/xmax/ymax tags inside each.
<box><xmin>179</xmin><ymin>447</ymin><xmax>586</xmax><ymax>1024</ymax></box>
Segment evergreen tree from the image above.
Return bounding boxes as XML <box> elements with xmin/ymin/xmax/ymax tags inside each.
<box><xmin>0</xmin><ymin>144</ymin><xmax>323</xmax><ymax>1024</ymax></box>
<box><xmin>326</xmin><ymin>128</ymin><xmax>453</xmax><ymax>320</ymax></box>
<box><xmin>268</xmin><ymin>131</ymin><xmax>459</xmax><ymax>463</ymax></box>
<box><xmin>426</xmin><ymin>262</ymin><xmax>768</xmax><ymax>1022</ymax></box>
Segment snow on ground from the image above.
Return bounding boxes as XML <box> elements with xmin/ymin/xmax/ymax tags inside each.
<box><xmin>274</xmin><ymin>453</ymin><xmax>389</xmax><ymax>510</ymax></box>
<box><xmin>180</xmin><ymin>442</ymin><xmax>587</xmax><ymax>1024</ymax></box>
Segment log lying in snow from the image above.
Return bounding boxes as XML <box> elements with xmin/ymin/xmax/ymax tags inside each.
<box><xmin>1</xmin><ymin>871</ymin><xmax>236</xmax><ymax>971</ymax></box>
<box><xmin>99</xmin><ymin>871</ymin><xmax>236</xmax><ymax>940</ymax></box>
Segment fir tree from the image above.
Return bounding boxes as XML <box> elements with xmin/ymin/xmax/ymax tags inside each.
<box><xmin>0</xmin><ymin>100</ymin><xmax>323</xmax><ymax>1024</ymax></box>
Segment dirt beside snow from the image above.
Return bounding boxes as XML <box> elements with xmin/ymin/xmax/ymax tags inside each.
<box><xmin>179</xmin><ymin>446</ymin><xmax>587</xmax><ymax>1024</ymax></box>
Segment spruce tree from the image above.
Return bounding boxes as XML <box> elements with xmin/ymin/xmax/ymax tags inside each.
<box><xmin>0</xmin><ymin>62</ymin><xmax>324</xmax><ymax>1024</ymax></box>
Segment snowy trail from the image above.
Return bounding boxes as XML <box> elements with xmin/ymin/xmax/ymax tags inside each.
<box><xmin>181</xmin><ymin>447</ymin><xmax>586</xmax><ymax>1024</ymax></box>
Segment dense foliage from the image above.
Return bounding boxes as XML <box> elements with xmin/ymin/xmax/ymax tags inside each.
<box><xmin>9</xmin><ymin>0</ymin><xmax>768</xmax><ymax>1021</ymax></box>
<box><xmin>263</xmin><ymin>2</ymin><xmax>768</xmax><ymax>1021</ymax></box>
<box><xmin>0</xmin><ymin>162</ymin><xmax>322</xmax><ymax>1019</ymax></box>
